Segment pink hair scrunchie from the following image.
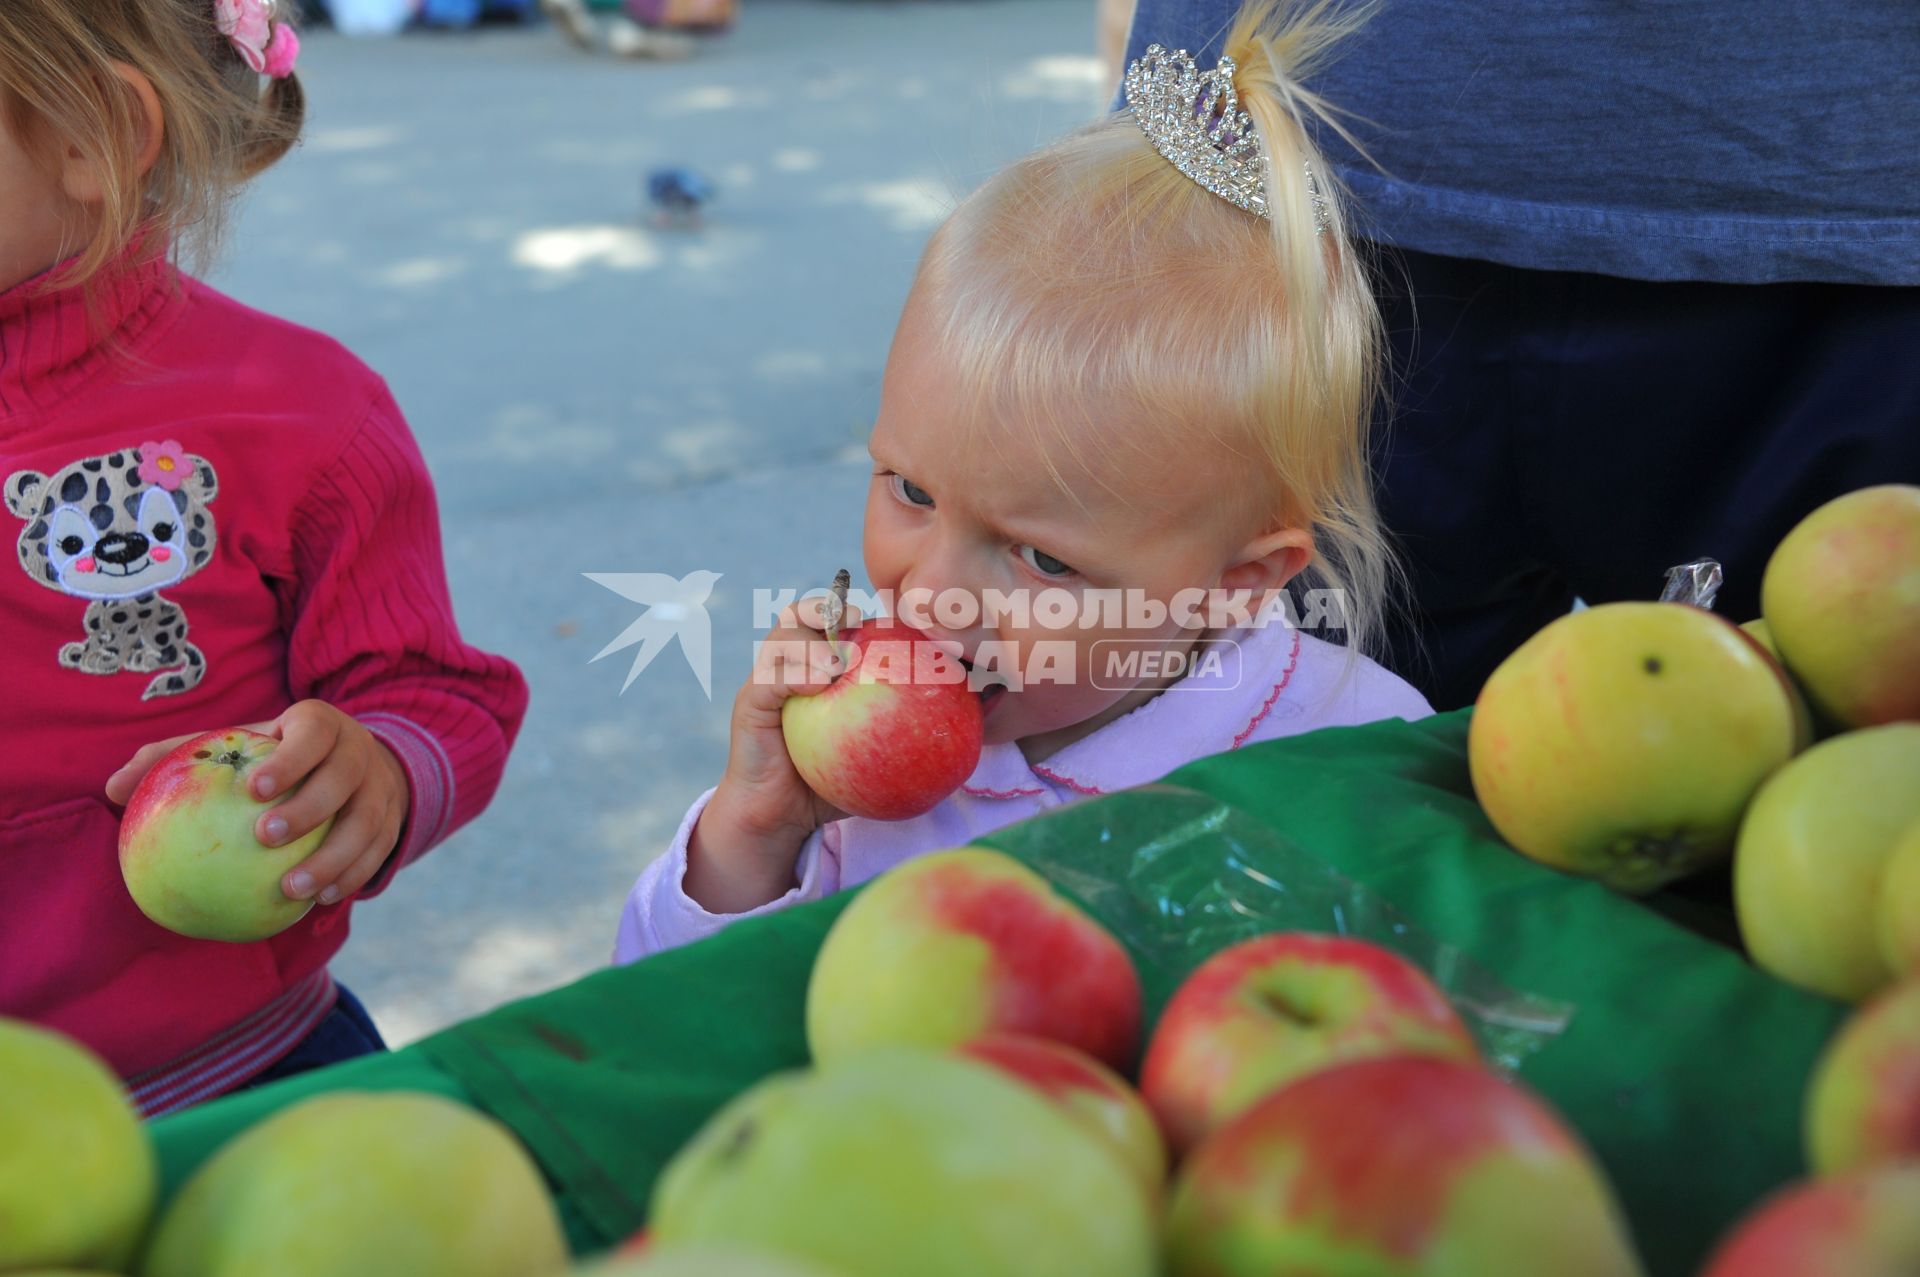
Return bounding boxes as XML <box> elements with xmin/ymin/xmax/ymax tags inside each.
<box><xmin>215</xmin><ymin>0</ymin><xmax>301</xmax><ymax>78</ymax></box>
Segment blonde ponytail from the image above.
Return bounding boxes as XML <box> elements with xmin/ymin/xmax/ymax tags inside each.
<box><xmin>1220</xmin><ymin>0</ymin><xmax>1400</xmax><ymax>658</ymax></box>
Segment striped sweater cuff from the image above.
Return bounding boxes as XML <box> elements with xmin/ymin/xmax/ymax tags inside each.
<box><xmin>127</xmin><ymin>969</ymin><xmax>337</xmax><ymax>1118</ymax></box>
<box><xmin>359</xmin><ymin>711</ymin><xmax>457</xmax><ymax>893</ymax></box>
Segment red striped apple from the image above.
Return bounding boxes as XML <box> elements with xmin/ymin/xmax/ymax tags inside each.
<box><xmin>1805</xmin><ymin>978</ymin><xmax>1920</xmax><ymax>1176</ymax></box>
<box><xmin>806</xmin><ymin>848</ymin><xmax>1141</xmax><ymax>1071</ymax></box>
<box><xmin>781</xmin><ymin>617</ymin><xmax>983</xmax><ymax>821</ymax></box>
<box><xmin>959</xmin><ymin>1033</ymin><xmax>1167</xmax><ymax>1194</ymax></box>
<box><xmin>1141</xmin><ymin>933</ymin><xmax>1478</xmax><ymax>1156</ymax></box>
<box><xmin>1700</xmin><ymin>1166</ymin><xmax>1920</xmax><ymax>1277</ymax></box>
<box><xmin>1761</xmin><ymin>484</ymin><xmax>1920</xmax><ymax>729</ymax></box>
<box><xmin>1166</xmin><ymin>1055</ymin><xmax>1645</xmax><ymax>1276</ymax></box>
<box><xmin>1470</xmin><ymin>602</ymin><xmax>1801</xmax><ymax>894</ymax></box>
<box><xmin>1735</xmin><ymin>724</ymin><xmax>1920</xmax><ymax>1002</ymax></box>
<box><xmin>118</xmin><ymin>729</ymin><xmax>332</xmax><ymax>943</ymax></box>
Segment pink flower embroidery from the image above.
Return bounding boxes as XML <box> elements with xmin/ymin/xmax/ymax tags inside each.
<box><xmin>215</xmin><ymin>0</ymin><xmax>300</xmax><ymax>78</ymax></box>
<box><xmin>137</xmin><ymin>441</ymin><xmax>190</xmax><ymax>492</ymax></box>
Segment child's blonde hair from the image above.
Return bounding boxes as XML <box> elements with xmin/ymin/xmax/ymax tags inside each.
<box><xmin>915</xmin><ymin>0</ymin><xmax>1396</xmax><ymax>658</ymax></box>
<box><xmin>0</xmin><ymin>0</ymin><xmax>304</xmax><ymax>289</ymax></box>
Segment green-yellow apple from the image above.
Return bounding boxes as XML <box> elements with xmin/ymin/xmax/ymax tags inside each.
<box><xmin>958</xmin><ymin>1032</ymin><xmax>1167</xmax><ymax>1194</ymax></box>
<box><xmin>141</xmin><ymin>1091</ymin><xmax>567</xmax><ymax>1277</ymax></box>
<box><xmin>1699</xmin><ymin>1165</ymin><xmax>1920</xmax><ymax>1277</ymax></box>
<box><xmin>1470</xmin><ymin>602</ymin><xmax>1800</xmax><ymax>893</ymax></box>
<box><xmin>576</xmin><ymin>1247</ymin><xmax>838</xmax><ymax>1276</ymax></box>
<box><xmin>649</xmin><ymin>1048</ymin><xmax>1157</xmax><ymax>1277</ymax></box>
<box><xmin>806</xmin><ymin>848</ymin><xmax>1141</xmax><ymax>1071</ymax></box>
<box><xmin>1140</xmin><ymin>932</ymin><xmax>1478</xmax><ymax>1157</ymax></box>
<box><xmin>780</xmin><ymin>618</ymin><xmax>984</xmax><ymax>821</ymax></box>
<box><xmin>1735</xmin><ymin>724</ymin><xmax>1920</xmax><ymax>1002</ymax></box>
<box><xmin>1877</xmin><ymin>821</ymin><xmax>1920</xmax><ymax>978</ymax></box>
<box><xmin>0</xmin><ymin>1018</ymin><xmax>155</xmax><ymax>1272</ymax></box>
<box><xmin>1805</xmin><ymin>978</ymin><xmax>1920</xmax><ymax>1176</ymax></box>
<box><xmin>1165</xmin><ymin>1055</ymin><xmax>1645</xmax><ymax>1277</ymax></box>
<box><xmin>1762</xmin><ymin>484</ymin><xmax>1920</xmax><ymax>729</ymax></box>
<box><xmin>119</xmin><ymin>728</ymin><xmax>332</xmax><ymax>942</ymax></box>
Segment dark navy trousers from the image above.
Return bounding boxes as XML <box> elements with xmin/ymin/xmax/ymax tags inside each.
<box><xmin>1372</xmin><ymin>249</ymin><xmax>1920</xmax><ymax>710</ymax></box>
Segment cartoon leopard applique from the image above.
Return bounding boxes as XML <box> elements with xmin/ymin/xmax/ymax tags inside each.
<box><xmin>7</xmin><ymin>441</ymin><xmax>218</xmax><ymax>700</ymax></box>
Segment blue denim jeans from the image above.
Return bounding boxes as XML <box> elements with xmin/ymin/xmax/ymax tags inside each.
<box><xmin>243</xmin><ymin>983</ymin><xmax>389</xmax><ymax>1092</ymax></box>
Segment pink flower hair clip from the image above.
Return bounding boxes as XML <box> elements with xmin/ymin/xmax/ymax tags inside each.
<box><xmin>216</xmin><ymin>0</ymin><xmax>300</xmax><ymax>79</ymax></box>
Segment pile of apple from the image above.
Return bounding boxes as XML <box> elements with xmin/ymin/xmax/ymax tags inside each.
<box><xmin>618</xmin><ymin>846</ymin><xmax>1649</xmax><ymax>1276</ymax></box>
<box><xmin>1469</xmin><ymin>485</ymin><xmax>1920</xmax><ymax>1003</ymax></box>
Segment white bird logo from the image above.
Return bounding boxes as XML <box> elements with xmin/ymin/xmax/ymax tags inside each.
<box><xmin>585</xmin><ymin>570</ymin><xmax>722</xmax><ymax>697</ymax></box>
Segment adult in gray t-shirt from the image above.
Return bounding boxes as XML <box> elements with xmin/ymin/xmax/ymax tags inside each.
<box><xmin>1124</xmin><ymin>0</ymin><xmax>1920</xmax><ymax>709</ymax></box>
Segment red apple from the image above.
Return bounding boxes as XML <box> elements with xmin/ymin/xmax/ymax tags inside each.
<box><xmin>1141</xmin><ymin>933</ymin><xmax>1479</xmax><ymax>1156</ymax></box>
<box><xmin>1165</xmin><ymin>1056</ymin><xmax>1645</xmax><ymax>1277</ymax></box>
<box><xmin>806</xmin><ymin>848</ymin><xmax>1141</xmax><ymax>1072</ymax></box>
<box><xmin>959</xmin><ymin>1033</ymin><xmax>1167</xmax><ymax>1194</ymax></box>
<box><xmin>1700</xmin><ymin>1166</ymin><xmax>1920</xmax><ymax>1277</ymax></box>
<box><xmin>119</xmin><ymin>729</ymin><xmax>333</xmax><ymax>943</ymax></box>
<box><xmin>1805</xmin><ymin>978</ymin><xmax>1920</xmax><ymax>1176</ymax></box>
<box><xmin>1762</xmin><ymin>484</ymin><xmax>1920</xmax><ymax>729</ymax></box>
<box><xmin>780</xmin><ymin>617</ymin><xmax>983</xmax><ymax>821</ymax></box>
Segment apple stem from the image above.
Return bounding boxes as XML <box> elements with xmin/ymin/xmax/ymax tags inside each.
<box><xmin>824</xmin><ymin>567</ymin><xmax>851</xmax><ymax>659</ymax></box>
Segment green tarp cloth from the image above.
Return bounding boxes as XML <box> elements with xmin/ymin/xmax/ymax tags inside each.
<box><xmin>149</xmin><ymin>710</ymin><xmax>1846</xmax><ymax>1276</ymax></box>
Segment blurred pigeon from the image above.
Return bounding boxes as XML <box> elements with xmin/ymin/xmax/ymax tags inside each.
<box><xmin>646</xmin><ymin>167</ymin><xmax>715</xmax><ymax>227</ymax></box>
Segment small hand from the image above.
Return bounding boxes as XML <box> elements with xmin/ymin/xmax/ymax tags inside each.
<box><xmin>107</xmin><ymin>701</ymin><xmax>409</xmax><ymax>906</ymax></box>
<box><xmin>683</xmin><ymin>596</ymin><xmax>853</xmax><ymax>913</ymax></box>
<box><xmin>249</xmin><ymin>700</ymin><xmax>409</xmax><ymax>906</ymax></box>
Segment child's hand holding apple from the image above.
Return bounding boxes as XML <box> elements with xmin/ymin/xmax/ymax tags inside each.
<box><xmin>107</xmin><ymin>700</ymin><xmax>409</xmax><ymax>940</ymax></box>
<box><xmin>685</xmin><ymin>595</ymin><xmax>856</xmax><ymax>915</ymax></box>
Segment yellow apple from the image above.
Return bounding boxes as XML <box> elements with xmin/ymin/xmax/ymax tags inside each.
<box><xmin>141</xmin><ymin>1091</ymin><xmax>567</xmax><ymax>1277</ymax></box>
<box><xmin>577</xmin><ymin>1248</ymin><xmax>838</xmax><ymax>1276</ymax></box>
<box><xmin>1761</xmin><ymin>483</ymin><xmax>1920</xmax><ymax>729</ymax></box>
<box><xmin>1470</xmin><ymin>602</ymin><xmax>1800</xmax><ymax>893</ymax></box>
<box><xmin>650</xmin><ymin>1048</ymin><xmax>1157</xmax><ymax>1277</ymax></box>
<box><xmin>1735</xmin><ymin>724</ymin><xmax>1920</xmax><ymax>1002</ymax></box>
<box><xmin>0</xmin><ymin>1018</ymin><xmax>155</xmax><ymax>1272</ymax></box>
<box><xmin>1877</xmin><ymin>822</ymin><xmax>1920</xmax><ymax>978</ymax></box>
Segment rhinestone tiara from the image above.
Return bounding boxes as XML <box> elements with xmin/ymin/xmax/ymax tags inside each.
<box><xmin>1124</xmin><ymin>43</ymin><xmax>1330</xmax><ymax>233</ymax></box>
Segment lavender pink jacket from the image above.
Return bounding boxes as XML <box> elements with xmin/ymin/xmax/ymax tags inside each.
<box><xmin>616</xmin><ymin>623</ymin><xmax>1431</xmax><ymax>962</ymax></box>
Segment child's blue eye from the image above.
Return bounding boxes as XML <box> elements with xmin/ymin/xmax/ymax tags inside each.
<box><xmin>1019</xmin><ymin>545</ymin><xmax>1075</xmax><ymax>578</ymax></box>
<box><xmin>892</xmin><ymin>475</ymin><xmax>935</xmax><ymax>508</ymax></box>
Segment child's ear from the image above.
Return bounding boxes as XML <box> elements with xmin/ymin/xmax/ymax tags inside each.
<box><xmin>58</xmin><ymin>62</ymin><xmax>165</xmax><ymax>205</ymax></box>
<box><xmin>1219</xmin><ymin>527</ymin><xmax>1314</xmax><ymax>596</ymax></box>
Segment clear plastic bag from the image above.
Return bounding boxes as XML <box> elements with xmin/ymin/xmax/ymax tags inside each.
<box><xmin>1006</xmin><ymin>784</ymin><xmax>1573</xmax><ymax>1072</ymax></box>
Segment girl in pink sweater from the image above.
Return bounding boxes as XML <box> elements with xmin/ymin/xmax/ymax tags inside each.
<box><xmin>618</xmin><ymin>2</ymin><xmax>1431</xmax><ymax>960</ymax></box>
<box><xmin>1</xmin><ymin>1</ymin><xmax>526</xmax><ymax>1114</ymax></box>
